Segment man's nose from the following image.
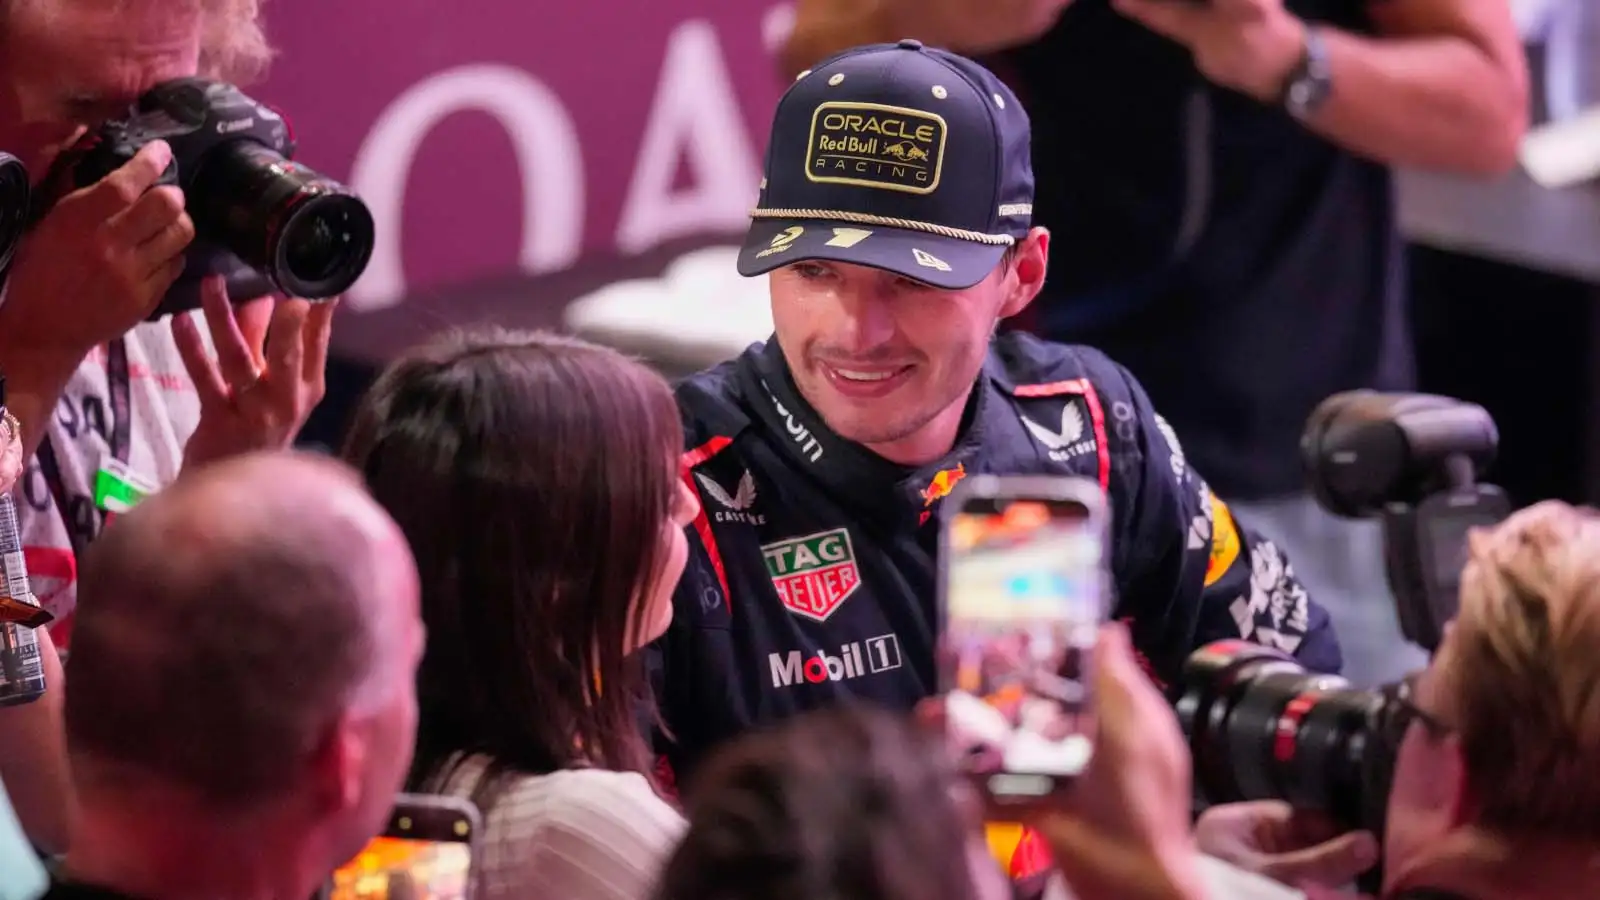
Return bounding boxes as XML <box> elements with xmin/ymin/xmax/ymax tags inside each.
<box><xmin>833</xmin><ymin>286</ymin><xmax>898</xmax><ymax>352</ymax></box>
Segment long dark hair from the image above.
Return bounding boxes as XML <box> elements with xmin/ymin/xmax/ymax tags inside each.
<box><xmin>343</xmin><ymin>327</ymin><xmax>682</xmax><ymax>788</ymax></box>
<box><xmin>652</xmin><ymin>706</ymin><xmax>979</xmax><ymax>900</ymax></box>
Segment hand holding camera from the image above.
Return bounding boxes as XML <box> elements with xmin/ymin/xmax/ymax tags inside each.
<box><xmin>0</xmin><ymin>141</ymin><xmax>192</xmax><ymax>367</ymax></box>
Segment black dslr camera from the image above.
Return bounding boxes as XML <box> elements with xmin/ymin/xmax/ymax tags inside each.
<box><xmin>0</xmin><ymin>152</ymin><xmax>26</xmax><ymax>275</ymax></box>
<box><xmin>57</xmin><ymin>77</ymin><xmax>375</xmax><ymax>318</ymax></box>
<box><xmin>1174</xmin><ymin>392</ymin><xmax>1511</xmax><ymax>845</ymax></box>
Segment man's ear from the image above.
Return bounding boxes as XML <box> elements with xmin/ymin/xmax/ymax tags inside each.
<box><xmin>999</xmin><ymin>227</ymin><xmax>1049</xmax><ymax>320</ymax></box>
<box><xmin>307</xmin><ymin>714</ymin><xmax>367</xmax><ymax>816</ymax></box>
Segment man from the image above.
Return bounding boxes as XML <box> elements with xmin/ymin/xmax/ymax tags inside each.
<box><xmin>1161</xmin><ymin>500</ymin><xmax>1600</xmax><ymax>900</ymax></box>
<box><xmin>782</xmin><ymin>0</ymin><xmax>1528</xmax><ymax>687</ymax></box>
<box><xmin>0</xmin><ymin>0</ymin><xmax>334</xmax><ymax>647</ymax></box>
<box><xmin>42</xmin><ymin>451</ymin><xmax>423</xmax><ymax>900</ymax></box>
<box><xmin>658</xmin><ymin>41</ymin><xmax>1340</xmax><ymax>790</ymax></box>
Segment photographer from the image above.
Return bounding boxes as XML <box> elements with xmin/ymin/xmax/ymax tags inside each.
<box><xmin>1191</xmin><ymin>500</ymin><xmax>1600</xmax><ymax>899</ymax></box>
<box><xmin>1064</xmin><ymin>500</ymin><xmax>1600</xmax><ymax>900</ymax></box>
<box><xmin>0</xmin><ymin>0</ymin><xmax>332</xmax><ymax>638</ymax></box>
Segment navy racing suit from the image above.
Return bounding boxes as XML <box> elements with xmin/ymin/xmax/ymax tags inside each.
<box><xmin>655</xmin><ymin>332</ymin><xmax>1341</xmax><ymax>780</ymax></box>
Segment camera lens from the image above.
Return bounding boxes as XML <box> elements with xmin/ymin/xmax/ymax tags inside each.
<box><xmin>187</xmin><ymin>141</ymin><xmax>374</xmax><ymax>299</ymax></box>
<box><xmin>1174</xmin><ymin>641</ymin><xmax>1396</xmax><ymax>835</ymax></box>
<box><xmin>0</xmin><ymin>152</ymin><xmax>29</xmax><ymax>274</ymax></box>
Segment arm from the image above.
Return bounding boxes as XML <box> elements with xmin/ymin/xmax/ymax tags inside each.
<box><xmin>1104</xmin><ymin>364</ymin><xmax>1340</xmax><ymax>682</ymax></box>
<box><xmin>1296</xmin><ymin>0</ymin><xmax>1530</xmax><ymax>174</ymax></box>
<box><xmin>781</xmin><ymin>0</ymin><xmax>1071</xmax><ymax>78</ymax></box>
<box><xmin>0</xmin><ymin>625</ymin><xmax>74</xmax><ymax>853</ymax></box>
<box><xmin>1118</xmin><ymin>0</ymin><xmax>1529</xmax><ymax>174</ymax></box>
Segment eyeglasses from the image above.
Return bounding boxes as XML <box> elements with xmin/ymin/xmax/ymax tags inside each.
<box><xmin>1378</xmin><ymin>671</ymin><xmax>1452</xmax><ymax>750</ymax></box>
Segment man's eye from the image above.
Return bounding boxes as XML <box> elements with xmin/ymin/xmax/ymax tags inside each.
<box><xmin>792</xmin><ymin>262</ymin><xmax>829</xmax><ymax>279</ymax></box>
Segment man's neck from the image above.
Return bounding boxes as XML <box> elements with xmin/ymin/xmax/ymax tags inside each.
<box><xmin>66</xmin><ymin>798</ymin><xmax>320</xmax><ymax>900</ymax></box>
<box><xmin>1391</xmin><ymin>827</ymin><xmax>1600</xmax><ymax>900</ymax></box>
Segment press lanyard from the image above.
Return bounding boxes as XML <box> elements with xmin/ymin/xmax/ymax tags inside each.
<box><xmin>35</xmin><ymin>338</ymin><xmax>130</xmax><ymax>558</ymax></box>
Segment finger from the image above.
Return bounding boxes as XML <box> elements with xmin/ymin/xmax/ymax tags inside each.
<box><xmin>263</xmin><ymin>298</ymin><xmax>310</xmax><ymax>406</ymax></box>
<box><xmin>1264</xmin><ymin>831</ymin><xmax>1380</xmax><ymax>887</ymax></box>
<box><xmin>234</xmin><ymin>294</ymin><xmax>274</xmax><ymax>360</ymax></box>
<box><xmin>1112</xmin><ymin>0</ymin><xmax>1206</xmax><ymax>41</ymax></box>
<box><xmin>1284</xmin><ymin>808</ymin><xmax>1355</xmax><ymax>846</ymax></box>
<box><xmin>108</xmin><ymin>185</ymin><xmax>187</xmax><ymax>247</ymax></box>
<box><xmin>301</xmin><ymin>298</ymin><xmax>336</xmax><ymax>388</ymax></box>
<box><xmin>199</xmin><ymin>275</ymin><xmax>262</xmax><ymax>388</ymax></box>
<box><xmin>136</xmin><ymin>212</ymin><xmax>196</xmax><ymax>280</ymax></box>
<box><xmin>137</xmin><ymin>255</ymin><xmax>186</xmax><ymax>312</ymax></box>
<box><xmin>82</xmin><ymin>140</ymin><xmax>175</xmax><ymax>220</ymax></box>
<box><xmin>172</xmin><ymin>310</ymin><xmax>228</xmax><ymax>408</ymax></box>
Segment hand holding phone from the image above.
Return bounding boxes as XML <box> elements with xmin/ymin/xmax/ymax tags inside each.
<box><xmin>938</xmin><ymin>475</ymin><xmax>1110</xmax><ymax>804</ymax></box>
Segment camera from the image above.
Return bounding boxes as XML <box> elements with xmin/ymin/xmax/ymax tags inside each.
<box><xmin>1177</xmin><ymin>392</ymin><xmax>1512</xmax><ymax>843</ymax></box>
<box><xmin>0</xmin><ymin>152</ymin><xmax>26</xmax><ymax>275</ymax></box>
<box><xmin>60</xmin><ymin>78</ymin><xmax>375</xmax><ymax>318</ymax></box>
<box><xmin>1302</xmin><ymin>390</ymin><xmax>1511</xmax><ymax>652</ymax></box>
<box><xmin>1175</xmin><ymin>641</ymin><xmax>1410</xmax><ymax>838</ymax></box>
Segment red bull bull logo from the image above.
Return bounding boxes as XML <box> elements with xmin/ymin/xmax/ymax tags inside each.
<box><xmin>921</xmin><ymin>463</ymin><xmax>967</xmax><ymax>507</ymax></box>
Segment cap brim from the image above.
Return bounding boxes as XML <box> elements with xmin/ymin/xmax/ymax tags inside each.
<box><xmin>737</xmin><ymin>217</ymin><xmax>1007</xmax><ymax>291</ymax></box>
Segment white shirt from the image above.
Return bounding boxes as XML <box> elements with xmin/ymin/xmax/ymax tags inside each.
<box><xmin>16</xmin><ymin>321</ymin><xmax>201</xmax><ymax>646</ymax></box>
<box><xmin>430</xmin><ymin>756</ymin><xmax>686</xmax><ymax>900</ymax></box>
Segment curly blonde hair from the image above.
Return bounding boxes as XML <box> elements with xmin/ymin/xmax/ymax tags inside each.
<box><xmin>2</xmin><ymin>0</ymin><xmax>275</xmax><ymax>84</ymax></box>
<box><xmin>1448</xmin><ymin>500</ymin><xmax>1600</xmax><ymax>837</ymax></box>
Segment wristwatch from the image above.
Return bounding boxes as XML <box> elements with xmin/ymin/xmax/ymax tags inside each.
<box><xmin>1281</xmin><ymin>26</ymin><xmax>1333</xmax><ymax>121</ymax></box>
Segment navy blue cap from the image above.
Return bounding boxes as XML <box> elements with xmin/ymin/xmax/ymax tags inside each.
<box><xmin>739</xmin><ymin>39</ymin><xmax>1035</xmax><ymax>290</ymax></box>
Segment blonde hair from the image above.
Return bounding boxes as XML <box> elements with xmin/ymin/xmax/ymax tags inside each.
<box><xmin>1</xmin><ymin>0</ymin><xmax>275</xmax><ymax>84</ymax></box>
<box><xmin>1448</xmin><ymin>500</ymin><xmax>1600</xmax><ymax>837</ymax></box>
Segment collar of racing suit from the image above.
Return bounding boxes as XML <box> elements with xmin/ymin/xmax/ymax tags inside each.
<box><xmin>737</xmin><ymin>338</ymin><xmax>999</xmax><ymax>527</ymax></box>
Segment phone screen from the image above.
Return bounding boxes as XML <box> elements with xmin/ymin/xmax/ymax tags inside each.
<box><xmin>326</xmin><ymin>799</ymin><xmax>476</xmax><ymax>900</ymax></box>
<box><xmin>943</xmin><ymin>493</ymin><xmax>1104</xmax><ymax>796</ymax></box>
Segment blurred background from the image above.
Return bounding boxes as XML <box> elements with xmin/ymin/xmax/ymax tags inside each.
<box><xmin>261</xmin><ymin>0</ymin><xmax>1600</xmax><ymax>509</ymax></box>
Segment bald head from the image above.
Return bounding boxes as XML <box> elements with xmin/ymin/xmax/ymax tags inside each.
<box><xmin>65</xmin><ymin>451</ymin><xmax>419</xmax><ymax>809</ymax></box>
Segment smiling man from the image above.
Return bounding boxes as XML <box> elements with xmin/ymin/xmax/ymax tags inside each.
<box><xmin>655</xmin><ymin>41</ymin><xmax>1342</xmax><ymax>790</ymax></box>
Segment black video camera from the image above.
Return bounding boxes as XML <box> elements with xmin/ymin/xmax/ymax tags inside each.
<box><xmin>51</xmin><ymin>78</ymin><xmax>375</xmax><ymax>319</ymax></box>
<box><xmin>0</xmin><ymin>152</ymin><xmax>26</xmax><ymax>275</ymax></box>
<box><xmin>1175</xmin><ymin>392</ymin><xmax>1510</xmax><ymax>845</ymax></box>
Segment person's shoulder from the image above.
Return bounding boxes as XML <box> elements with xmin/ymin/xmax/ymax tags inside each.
<box><xmin>496</xmin><ymin>768</ymin><xmax>685</xmax><ymax>844</ymax></box>
<box><xmin>676</xmin><ymin>342</ymin><xmax>763</xmax><ymax>454</ymax></box>
<box><xmin>988</xmin><ymin>331</ymin><xmax>1130</xmax><ymax>395</ymax></box>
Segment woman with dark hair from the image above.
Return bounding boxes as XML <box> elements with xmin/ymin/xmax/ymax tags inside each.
<box><xmin>651</xmin><ymin>705</ymin><xmax>1012</xmax><ymax>900</ymax></box>
<box><xmin>343</xmin><ymin>328</ymin><xmax>698</xmax><ymax>900</ymax></box>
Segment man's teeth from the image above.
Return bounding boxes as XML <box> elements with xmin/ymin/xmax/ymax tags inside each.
<box><xmin>836</xmin><ymin>368</ymin><xmax>898</xmax><ymax>382</ymax></box>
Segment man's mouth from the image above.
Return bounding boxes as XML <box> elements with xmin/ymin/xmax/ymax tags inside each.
<box><xmin>819</xmin><ymin>362</ymin><xmax>915</xmax><ymax>398</ymax></box>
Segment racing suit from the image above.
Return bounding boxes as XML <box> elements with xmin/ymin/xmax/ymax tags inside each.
<box><xmin>656</xmin><ymin>332</ymin><xmax>1341</xmax><ymax>781</ymax></box>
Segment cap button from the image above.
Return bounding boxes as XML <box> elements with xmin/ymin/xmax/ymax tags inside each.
<box><xmin>897</xmin><ymin>38</ymin><xmax>924</xmax><ymax>50</ymax></box>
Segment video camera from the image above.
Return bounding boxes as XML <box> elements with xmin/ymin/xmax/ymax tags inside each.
<box><xmin>1175</xmin><ymin>391</ymin><xmax>1512</xmax><ymax>841</ymax></box>
<box><xmin>39</xmin><ymin>77</ymin><xmax>375</xmax><ymax>319</ymax></box>
<box><xmin>0</xmin><ymin>152</ymin><xmax>25</xmax><ymax>275</ymax></box>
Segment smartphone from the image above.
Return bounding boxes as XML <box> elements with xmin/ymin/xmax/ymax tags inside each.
<box><xmin>939</xmin><ymin>474</ymin><xmax>1110</xmax><ymax>803</ymax></box>
<box><xmin>321</xmin><ymin>794</ymin><xmax>481</xmax><ymax>900</ymax></box>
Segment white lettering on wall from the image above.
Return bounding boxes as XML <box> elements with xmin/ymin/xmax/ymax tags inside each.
<box><xmin>345</xmin><ymin>64</ymin><xmax>585</xmax><ymax>311</ymax></box>
<box><xmin>614</xmin><ymin>19</ymin><xmax>762</xmax><ymax>255</ymax></box>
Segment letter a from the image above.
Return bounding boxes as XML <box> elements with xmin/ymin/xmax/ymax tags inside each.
<box><xmin>615</xmin><ymin>20</ymin><xmax>762</xmax><ymax>255</ymax></box>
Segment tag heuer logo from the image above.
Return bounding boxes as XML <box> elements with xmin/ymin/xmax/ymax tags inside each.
<box><xmin>1022</xmin><ymin>399</ymin><xmax>1096</xmax><ymax>464</ymax></box>
<box><xmin>695</xmin><ymin>470</ymin><xmax>766</xmax><ymax>525</ymax></box>
<box><xmin>761</xmin><ymin>528</ymin><xmax>861</xmax><ymax>622</ymax></box>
